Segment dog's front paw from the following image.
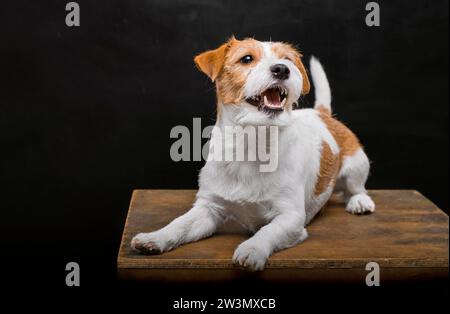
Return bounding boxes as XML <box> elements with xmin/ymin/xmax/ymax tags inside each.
<box><xmin>346</xmin><ymin>193</ymin><xmax>375</xmax><ymax>214</ymax></box>
<box><xmin>232</xmin><ymin>240</ymin><xmax>269</xmax><ymax>271</ymax></box>
<box><xmin>131</xmin><ymin>232</ymin><xmax>166</xmax><ymax>254</ymax></box>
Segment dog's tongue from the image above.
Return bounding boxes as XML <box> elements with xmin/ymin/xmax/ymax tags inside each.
<box><xmin>262</xmin><ymin>88</ymin><xmax>281</xmax><ymax>107</ymax></box>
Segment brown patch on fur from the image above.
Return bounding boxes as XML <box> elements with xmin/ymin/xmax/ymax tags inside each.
<box><xmin>319</xmin><ymin>108</ymin><xmax>361</xmax><ymax>159</ymax></box>
<box><xmin>194</xmin><ymin>37</ymin><xmax>237</xmax><ymax>82</ymax></box>
<box><xmin>271</xmin><ymin>42</ymin><xmax>310</xmax><ymax>95</ymax></box>
<box><xmin>314</xmin><ymin>108</ymin><xmax>362</xmax><ymax>195</ymax></box>
<box><xmin>316</xmin><ymin>104</ymin><xmax>331</xmax><ymax>115</ymax></box>
<box><xmin>217</xmin><ymin>38</ymin><xmax>263</xmax><ymax>104</ymax></box>
<box><xmin>314</xmin><ymin>141</ymin><xmax>339</xmax><ymax>196</ymax></box>
<box><xmin>194</xmin><ymin>37</ymin><xmax>263</xmax><ymax>106</ymax></box>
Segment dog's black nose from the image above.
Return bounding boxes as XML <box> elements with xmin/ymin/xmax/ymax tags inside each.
<box><xmin>270</xmin><ymin>64</ymin><xmax>290</xmax><ymax>80</ymax></box>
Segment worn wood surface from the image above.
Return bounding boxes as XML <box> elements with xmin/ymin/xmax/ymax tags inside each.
<box><xmin>117</xmin><ymin>190</ymin><xmax>448</xmax><ymax>282</ymax></box>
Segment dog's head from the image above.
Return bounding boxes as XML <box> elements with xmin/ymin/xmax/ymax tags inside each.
<box><xmin>195</xmin><ymin>36</ymin><xmax>310</xmax><ymax>124</ymax></box>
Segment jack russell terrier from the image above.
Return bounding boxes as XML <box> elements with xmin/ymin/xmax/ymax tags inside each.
<box><xmin>131</xmin><ymin>37</ymin><xmax>375</xmax><ymax>271</ymax></box>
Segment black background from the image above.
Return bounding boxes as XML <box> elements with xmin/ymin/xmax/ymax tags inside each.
<box><xmin>0</xmin><ymin>0</ymin><xmax>448</xmax><ymax>309</ymax></box>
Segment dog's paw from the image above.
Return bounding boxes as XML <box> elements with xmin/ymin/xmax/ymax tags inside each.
<box><xmin>131</xmin><ymin>232</ymin><xmax>166</xmax><ymax>254</ymax></box>
<box><xmin>232</xmin><ymin>241</ymin><xmax>269</xmax><ymax>271</ymax></box>
<box><xmin>346</xmin><ymin>193</ymin><xmax>375</xmax><ymax>214</ymax></box>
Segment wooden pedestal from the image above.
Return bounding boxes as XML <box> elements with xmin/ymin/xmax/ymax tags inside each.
<box><xmin>118</xmin><ymin>190</ymin><xmax>448</xmax><ymax>283</ymax></box>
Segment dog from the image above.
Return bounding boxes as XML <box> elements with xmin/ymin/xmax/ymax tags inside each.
<box><xmin>131</xmin><ymin>37</ymin><xmax>375</xmax><ymax>271</ymax></box>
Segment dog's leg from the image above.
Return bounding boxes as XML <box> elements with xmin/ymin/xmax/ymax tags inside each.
<box><xmin>338</xmin><ymin>148</ymin><xmax>375</xmax><ymax>214</ymax></box>
<box><xmin>131</xmin><ymin>198</ymin><xmax>225</xmax><ymax>254</ymax></box>
<box><xmin>232</xmin><ymin>197</ymin><xmax>307</xmax><ymax>271</ymax></box>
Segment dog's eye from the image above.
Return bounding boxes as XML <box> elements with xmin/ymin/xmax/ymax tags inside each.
<box><xmin>240</xmin><ymin>55</ymin><xmax>253</xmax><ymax>64</ymax></box>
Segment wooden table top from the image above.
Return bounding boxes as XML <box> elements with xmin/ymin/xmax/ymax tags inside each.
<box><xmin>117</xmin><ymin>190</ymin><xmax>448</xmax><ymax>283</ymax></box>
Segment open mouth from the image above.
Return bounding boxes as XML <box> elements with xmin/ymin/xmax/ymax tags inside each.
<box><xmin>246</xmin><ymin>85</ymin><xmax>288</xmax><ymax>113</ymax></box>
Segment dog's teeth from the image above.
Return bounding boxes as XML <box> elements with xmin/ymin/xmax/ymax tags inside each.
<box><xmin>281</xmin><ymin>98</ymin><xmax>286</xmax><ymax>107</ymax></box>
<box><xmin>263</xmin><ymin>95</ymin><xmax>269</xmax><ymax>107</ymax></box>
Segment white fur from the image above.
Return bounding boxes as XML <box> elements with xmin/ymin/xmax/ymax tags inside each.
<box><xmin>131</xmin><ymin>44</ymin><xmax>375</xmax><ymax>271</ymax></box>
<box><xmin>310</xmin><ymin>56</ymin><xmax>332</xmax><ymax>112</ymax></box>
<box><xmin>338</xmin><ymin>148</ymin><xmax>375</xmax><ymax>214</ymax></box>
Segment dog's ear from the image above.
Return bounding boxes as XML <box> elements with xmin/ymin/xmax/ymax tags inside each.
<box><xmin>194</xmin><ymin>37</ymin><xmax>236</xmax><ymax>82</ymax></box>
<box><xmin>291</xmin><ymin>50</ymin><xmax>310</xmax><ymax>95</ymax></box>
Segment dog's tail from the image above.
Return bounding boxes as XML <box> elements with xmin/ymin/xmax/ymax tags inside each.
<box><xmin>310</xmin><ymin>56</ymin><xmax>332</xmax><ymax>114</ymax></box>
